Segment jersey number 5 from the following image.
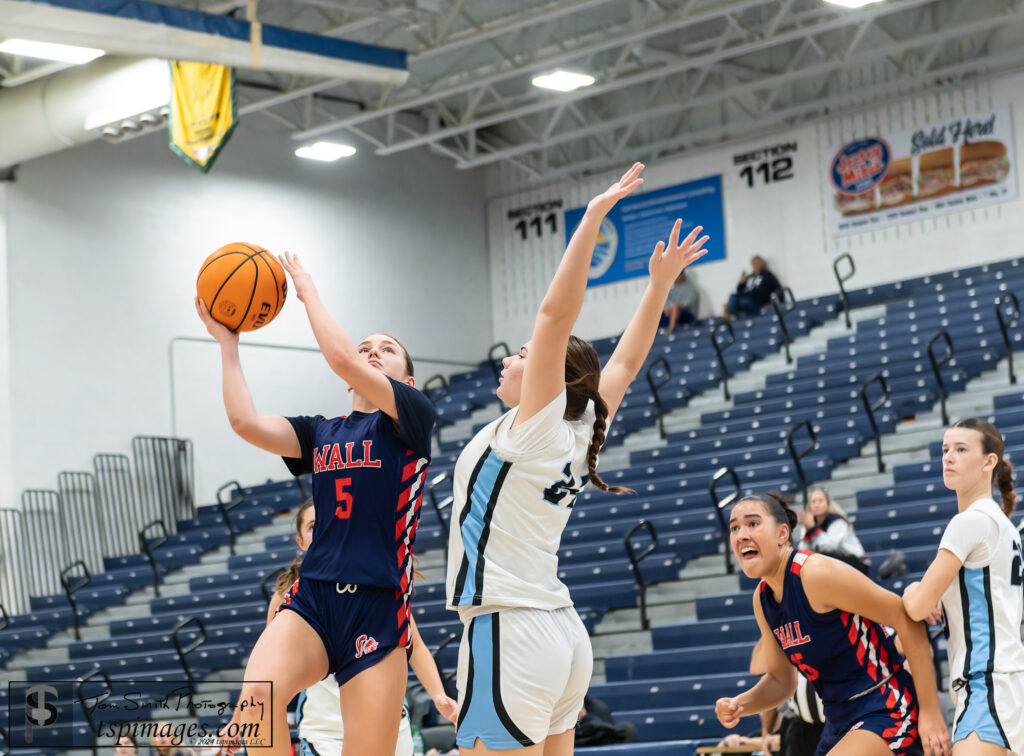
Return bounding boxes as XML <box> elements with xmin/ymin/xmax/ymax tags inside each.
<box><xmin>788</xmin><ymin>652</ymin><xmax>820</xmax><ymax>681</ymax></box>
<box><xmin>335</xmin><ymin>478</ymin><xmax>354</xmax><ymax>519</ymax></box>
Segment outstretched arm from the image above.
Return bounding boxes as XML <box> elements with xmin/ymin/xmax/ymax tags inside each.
<box><xmin>599</xmin><ymin>219</ymin><xmax>709</xmax><ymax>422</ymax></box>
<box><xmin>195</xmin><ymin>298</ymin><xmax>300</xmax><ymax>457</ymax></box>
<box><xmin>279</xmin><ymin>253</ymin><xmax>403</xmax><ymax>421</ymax></box>
<box><xmin>514</xmin><ymin>163</ymin><xmax>645</xmax><ymax>427</ymax></box>
<box><xmin>802</xmin><ymin>555</ymin><xmax>951</xmax><ymax>756</ymax></box>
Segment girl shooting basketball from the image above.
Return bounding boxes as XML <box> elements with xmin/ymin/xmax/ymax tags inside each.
<box><xmin>445</xmin><ymin>162</ymin><xmax>710</xmax><ymax>755</ymax></box>
<box><xmin>716</xmin><ymin>492</ymin><xmax>951</xmax><ymax>756</ymax></box>
<box><xmin>196</xmin><ymin>250</ymin><xmax>437</xmax><ymax>756</ymax></box>
<box><xmin>902</xmin><ymin>419</ymin><xmax>1024</xmax><ymax>755</ymax></box>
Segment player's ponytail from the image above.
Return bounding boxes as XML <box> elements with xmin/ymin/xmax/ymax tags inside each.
<box><xmin>741</xmin><ymin>491</ymin><xmax>798</xmax><ymax>544</ymax></box>
<box><xmin>952</xmin><ymin>418</ymin><xmax>1017</xmax><ymax>517</ymax></box>
<box><xmin>564</xmin><ymin>335</ymin><xmax>632</xmax><ymax>495</ymax></box>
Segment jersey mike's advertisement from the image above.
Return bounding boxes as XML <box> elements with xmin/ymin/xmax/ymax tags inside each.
<box><xmin>824</xmin><ymin>106</ymin><xmax>1016</xmax><ymax>236</ymax></box>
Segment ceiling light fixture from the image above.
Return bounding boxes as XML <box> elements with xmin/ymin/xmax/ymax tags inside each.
<box><xmin>295</xmin><ymin>142</ymin><xmax>357</xmax><ymax>162</ymax></box>
<box><xmin>0</xmin><ymin>38</ymin><xmax>104</xmax><ymax>64</ymax></box>
<box><xmin>531</xmin><ymin>70</ymin><xmax>596</xmax><ymax>92</ymax></box>
<box><xmin>823</xmin><ymin>0</ymin><xmax>885</xmax><ymax>8</ymax></box>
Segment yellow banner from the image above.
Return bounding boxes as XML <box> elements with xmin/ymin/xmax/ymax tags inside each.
<box><xmin>169</xmin><ymin>61</ymin><xmax>238</xmax><ymax>172</ymax></box>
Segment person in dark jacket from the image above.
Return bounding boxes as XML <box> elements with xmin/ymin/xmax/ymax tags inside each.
<box><xmin>724</xmin><ymin>255</ymin><xmax>781</xmax><ymax>319</ymax></box>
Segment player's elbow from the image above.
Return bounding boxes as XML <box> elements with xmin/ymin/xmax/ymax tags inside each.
<box><xmin>902</xmin><ymin>596</ymin><xmax>929</xmax><ymax>623</ymax></box>
<box><xmin>323</xmin><ymin>343</ymin><xmax>359</xmax><ymax>376</ymax></box>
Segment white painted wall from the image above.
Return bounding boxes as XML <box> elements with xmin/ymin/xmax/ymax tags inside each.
<box><xmin>5</xmin><ymin>123</ymin><xmax>489</xmax><ymax>504</ymax></box>
<box><xmin>0</xmin><ymin>183</ymin><xmax>12</xmax><ymax>511</ymax></box>
<box><xmin>485</xmin><ymin>73</ymin><xmax>1024</xmax><ymax>348</ymax></box>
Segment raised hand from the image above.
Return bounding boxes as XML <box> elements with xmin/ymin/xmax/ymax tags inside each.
<box><xmin>585</xmin><ymin>162</ymin><xmax>645</xmax><ymax>217</ymax></box>
<box><xmin>648</xmin><ymin>218</ymin><xmax>710</xmax><ymax>286</ymax></box>
<box><xmin>279</xmin><ymin>251</ymin><xmax>317</xmax><ymax>303</ymax></box>
<box><xmin>195</xmin><ymin>296</ymin><xmax>239</xmax><ymax>345</ymax></box>
<box><xmin>714</xmin><ymin>696</ymin><xmax>744</xmax><ymax>728</ymax></box>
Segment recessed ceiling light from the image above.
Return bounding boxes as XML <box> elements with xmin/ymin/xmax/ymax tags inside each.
<box><xmin>531</xmin><ymin>70</ymin><xmax>596</xmax><ymax>92</ymax></box>
<box><xmin>0</xmin><ymin>38</ymin><xmax>104</xmax><ymax>64</ymax></box>
<box><xmin>823</xmin><ymin>0</ymin><xmax>885</xmax><ymax>8</ymax></box>
<box><xmin>295</xmin><ymin>142</ymin><xmax>357</xmax><ymax>162</ymax></box>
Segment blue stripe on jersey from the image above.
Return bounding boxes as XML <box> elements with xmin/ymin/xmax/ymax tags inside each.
<box><xmin>955</xmin><ymin>567</ymin><xmax>1010</xmax><ymax>748</ymax></box>
<box><xmin>455</xmin><ymin>614</ymin><xmax>534</xmax><ymax>749</ymax></box>
<box><xmin>453</xmin><ymin>450</ymin><xmax>511</xmax><ymax>605</ymax></box>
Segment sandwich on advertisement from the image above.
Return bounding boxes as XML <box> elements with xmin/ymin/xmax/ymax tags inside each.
<box><xmin>917</xmin><ymin>147</ymin><xmax>954</xmax><ymax>198</ymax></box>
<box><xmin>879</xmin><ymin>158</ymin><xmax>913</xmax><ymax>207</ymax></box>
<box><xmin>959</xmin><ymin>140</ymin><xmax>1010</xmax><ymax>187</ymax></box>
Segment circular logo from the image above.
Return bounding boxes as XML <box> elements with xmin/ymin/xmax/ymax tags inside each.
<box><xmin>588</xmin><ymin>217</ymin><xmax>619</xmax><ymax>280</ymax></box>
<box><xmin>218</xmin><ymin>301</ymin><xmax>238</xmax><ymax>318</ymax></box>
<box><xmin>830</xmin><ymin>137</ymin><xmax>891</xmax><ymax>195</ymax></box>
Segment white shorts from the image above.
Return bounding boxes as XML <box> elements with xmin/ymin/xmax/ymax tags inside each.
<box><xmin>298</xmin><ymin>711</ymin><xmax>413</xmax><ymax>756</ymax></box>
<box><xmin>455</xmin><ymin>606</ymin><xmax>592</xmax><ymax>749</ymax></box>
<box><xmin>951</xmin><ymin>671</ymin><xmax>1024</xmax><ymax>754</ymax></box>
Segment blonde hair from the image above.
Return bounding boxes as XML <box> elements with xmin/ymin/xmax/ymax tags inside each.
<box><xmin>807</xmin><ymin>487</ymin><xmax>849</xmax><ymax>523</ymax></box>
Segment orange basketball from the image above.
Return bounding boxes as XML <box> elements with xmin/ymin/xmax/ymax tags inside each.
<box><xmin>197</xmin><ymin>242</ymin><xmax>287</xmax><ymax>332</ymax></box>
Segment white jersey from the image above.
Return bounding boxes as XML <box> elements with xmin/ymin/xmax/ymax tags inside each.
<box><xmin>446</xmin><ymin>391</ymin><xmax>595</xmax><ymax>617</ymax></box>
<box><xmin>938</xmin><ymin>498</ymin><xmax>1024</xmax><ymax>685</ymax></box>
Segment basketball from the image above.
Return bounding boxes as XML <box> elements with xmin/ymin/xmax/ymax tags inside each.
<box><xmin>196</xmin><ymin>242</ymin><xmax>288</xmax><ymax>332</ymax></box>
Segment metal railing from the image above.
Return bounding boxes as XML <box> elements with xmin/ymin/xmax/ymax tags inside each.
<box><xmin>711</xmin><ymin>321</ymin><xmax>736</xmax><ymax>400</ymax></box>
<box><xmin>860</xmin><ymin>373</ymin><xmax>891</xmax><ymax>474</ymax></box>
<box><xmin>139</xmin><ymin>519</ymin><xmax>170</xmax><ymax>596</ymax></box>
<box><xmin>645</xmin><ymin>356</ymin><xmax>671</xmax><ymax>440</ymax></box>
<box><xmin>132</xmin><ymin>435</ymin><xmax>195</xmax><ymax>534</ymax></box>
<box><xmin>771</xmin><ymin>287</ymin><xmax>797</xmax><ymax>364</ymax></box>
<box><xmin>261</xmin><ymin>567</ymin><xmax>287</xmax><ymax>603</ymax></box>
<box><xmin>996</xmin><ymin>292</ymin><xmax>1020</xmax><ymax>385</ymax></box>
<box><xmin>623</xmin><ymin>520</ymin><xmax>658</xmax><ymax>631</ymax></box>
<box><xmin>172</xmin><ymin>616</ymin><xmax>207</xmax><ymax>713</ymax></box>
<box><xmin>216</xmin><ymin>481</ymin><xmax>245</xmax><ymax>556</ymax></box>
<box><xmin>785</xmin><ymin>420</ymin><xmax>817</xmax><ymax>504</ymax></box>
<box><xmin>76</xmin><ymin>666</ymin><xmax>112</xmax><ymax>754</ymax></box>
<box><xmin>21</xmin><ymin>490</ymin><xmax>70</xmax><ymax>598</ymax></box>
<box><xmin>927</xmin><ymin>330</ymin><xmax>954</xmax><ymax>425</ymax></box>
<box><xmin>93</xmin><ymin>453</ymin><xmax>143</xmax><ymax>557</ymax></box>
<box><xmin>57</xmin><ymin>472</ymin><xmax>106</xmax><ymax>577</ymax></box>
<box><xmin>710</xmin><ymin>467</ymin><xmax>742</xmax><ymax>574</ymax></box>
<box><xmin>423</xmin><ymin>374</ymin><xmax>450</xmax><ymax>447</ymax></box>
<box><xmin>0</xmin><ymin>509</ymin><xmax>29</xmax><ymax>613</ymax></box>
<box><xmin>60</xmin><ymin>560</ymin><xmax>91</xmax><ymax>641</ymax></box>
<box><xmin>834</xmin><ymin>253</ymin><xmax>855</xmax><ymax>329</ymax></box>
<box><xmin>431</xmin><ymin>633</ymin><xmax>460</xmax><ymax>694</ymax></box>
<box><xmin>428</xmin><ymin>472</ymin><xmax>454</xmax><ymax>538</ymax></box>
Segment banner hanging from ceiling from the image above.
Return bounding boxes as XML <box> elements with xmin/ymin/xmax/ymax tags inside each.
<box><xmin>824</xmin><ymin>106</ymin><xmax>1016</xmax><ymax>236</ymax></box>
<box><xmin>168</xmin><ymin>60</ymin><xmax>238</xmax><ymax>173</ymax></box>
<box><xmin>563</xmin><ymin>174</ymin><xmax>727</xmax><ymax>288</ymax></box>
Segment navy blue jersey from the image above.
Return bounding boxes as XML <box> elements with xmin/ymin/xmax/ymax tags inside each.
<box><xmin>759</xmin><ymin>550</ymin><xmax>914</xmax><ymax>724</ymax></box>
<box><xmin>283</xmin><ymin>377</ymin><xmax>437</xmax><ymax>593</ymax></box>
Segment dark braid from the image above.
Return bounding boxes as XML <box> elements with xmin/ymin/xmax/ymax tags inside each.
<box><xmin>564</xmin><ymin>335</ymin><xmax>632</xmax><ymax>495</ymax></box>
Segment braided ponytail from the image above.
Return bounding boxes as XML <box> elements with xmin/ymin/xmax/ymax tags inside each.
<box><xmin>995</xmin><ymin>458</ymin><xmax>1017</xmax><ymax>517</ymax></box>
<box><xmin>275</xmin><ymin>553</ymin><xmax>303</xmax><ymax>594</ymax></box>
<box><xmin>564</xmin><ymin>335</ymin><xmax>633</xmax><ymax>496</ymax></box>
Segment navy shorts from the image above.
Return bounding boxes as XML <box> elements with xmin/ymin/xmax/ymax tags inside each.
<box><xmin>816</xmin><ymin>668</ymin><xmax>922</xmax><ymax>756</ymax></box>
<box><xmin>277</xmin><ymin>577</ymin><xmax>410</xmax><ymax>686</ymax></box>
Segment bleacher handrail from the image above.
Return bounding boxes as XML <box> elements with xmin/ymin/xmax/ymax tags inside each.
<box><xmin>431</xmin><ymin>633</ymin><xmax>460</xmax><ymax>688</ymax></box>
<box><xmin>710</xmin><ymin>467</ymin><xmax>741</xmax><ymax>575</ymax></box>
<box><xmin>93</xmin><ymin>452</ymin><xmax>142</xmax><ymax>558</ymax></box>
<box><xmin>216</xmin><ymin>480</ymin><xmax>245</xmax><ymax>556</ymax></box>
<box><xmin>57</xmin><ymin>471</ymin><xmax>107</xmax><ymax>578</ymax></box>
<box><xmin>138</xmin><ymin>518</ymin><xmax>170</xmax><ymax>597</ymax></box>
<box><xmin>996</xmin><ymin>292</ymin><xmax>1020</xmax><ymax>385</ymax></box>
<box><xmin>260</xmin><ymin>566</ymin><xmax>287</xmax><ymax>603</ymax></box>
<box><xmin>76</xmin><ymin>666</ymin><xmax>112</xmax><ymax>751</ymax></box>
<box><xmin>171</xmin><ymin>616</ymin><xmax>207</xmax><ymax>710</ymax></box>
<box><xmin>487</xmin><ymin>342</ymin><xmax>512</xmax><ymax>386</ymax></box>
<box><xmin>711</xmin><ymin>321</ymin><xmax>736</xmax><ymax>400</ymax></box>
<box><xmin>772</xmin><ymin>287</ymin><xmax>797</xmax><ymax>365</ymax></box>
<box><xmin>60</xmin><ymin>560</ymin><xmax>92</xmax><ymax>641</ymax></box>
<box><xmin>428</xmin><ymin>472</ymin><xmax>453</xmax><ymax>538</ymax></box>
<box><xmin>645</xmin><ymin>356</ymin><xmax>671</xmax><ymax>440</ymax></box>
<box><xmin>623</xmin><ymin>520</ymin><xmax>658</xmax><ymax>631</ymax></box>
<box><xmin>833</xmin><ymin>253</ymin><xmax>856</xmax><ymax>329</ymax></box>
<box><xmin>132</xmin><ymin>435</ymin><xmax>196</xmax><ymax>534</ymax></box>
<box><xmin>0</xmin><ymin>508</ymin><xmax>29</xmax><ymax>614</ymax></box>
<box><xmin>927</xmin><ymin>330</ymin><xmax>954</xmax><ymax>425</ymax></box>
<box><xmin>860</xmin><ymin>372</ymin><xmax>890</xmax><ymax>474</ymax></box>
<box><xmin>0</xmin><ymin>600</ymin><xmax>9</xmax><ymax>631</ymax></box>
<box><xmin>784</xmin><ymin>420</ymin><xmax>817</xmax><ymax>504</ymax></box>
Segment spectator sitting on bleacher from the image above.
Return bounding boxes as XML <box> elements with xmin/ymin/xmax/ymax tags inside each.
<box><xmin>662</xmin><ymin>270</ymin><xmax>700</xmax><ymax>333</ymax></box>
<box><xmin>723</xmin><ymin>256</ymin><xmax>781</xmax><ymax>321</ymax></box>
<box><xmin>151</xmin><ymin>722</ymin><xmax>195</xmax><ymax>756</ymax></box>
<box><xmin>114</xmin><ymin>733</ymin><xmax>137</xmax><ymax>756</ymax></box>
<box><xmin>794</xmin><ymin>488</ymin><xmax>869</xmax><ymax>575</ymax></box>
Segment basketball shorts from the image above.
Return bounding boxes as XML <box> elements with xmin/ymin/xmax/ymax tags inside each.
<box><xmin>455</xmin><ymin>606</ymin><xmax>592</xmax><ymax>750</ymax></box>
<box><xmin>278</xmin><ymin>578</ymin><xmax>409</xmax><ymax>686</ymax></box>
<box><xmin>298</xmin><ymin>711</ymin><xmax>413</xmax><ymax>756</ymax></box>
<box><xmin>816</xmin><ymin>667</ymin><xmax>922</xmax><ymax>756</ymax></box>
<box><xmin>951</xmin><ymin>671</ymin><xmax>1024</xmax><ymax>754</ymax></box>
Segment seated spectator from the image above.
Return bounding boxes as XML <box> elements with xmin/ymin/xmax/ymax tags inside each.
<box><xmin>663</xmin><ymin>270</ymin><xmax>700</xmax><ymax>332</ymax></box>
<box><xmin>574</xmin><ymin>695</ymin><xmax>638</xmax><ymax>747</ymax></box>
<box><xmin>724</xmin><ymin>256</ymin><xmax>781</xmax><ymax>319</ymax></box>
<box><xmin>151</xmin><ymin>722</ymin><xmax>195</xmax><ymax>756</ymax></box>
<box><xmin>795</xmin><ymin>487</ymin><xmax>869</xmax><ymax>574</ymax></box>
<box><xmin>113</xmin><ymin>733</ymin><xmax>137</xmax><ymax>756</ymax></box>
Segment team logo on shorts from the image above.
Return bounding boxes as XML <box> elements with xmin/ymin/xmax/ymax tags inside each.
<box><xmin>850</xmin><ymin>721</ymin><xmax>864</xmax><ymax>731</ymax></box>
<box><xmin>355</xmin><ymin>634</ymin><xmax>379</xmax><ymax>659</ymax></box>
